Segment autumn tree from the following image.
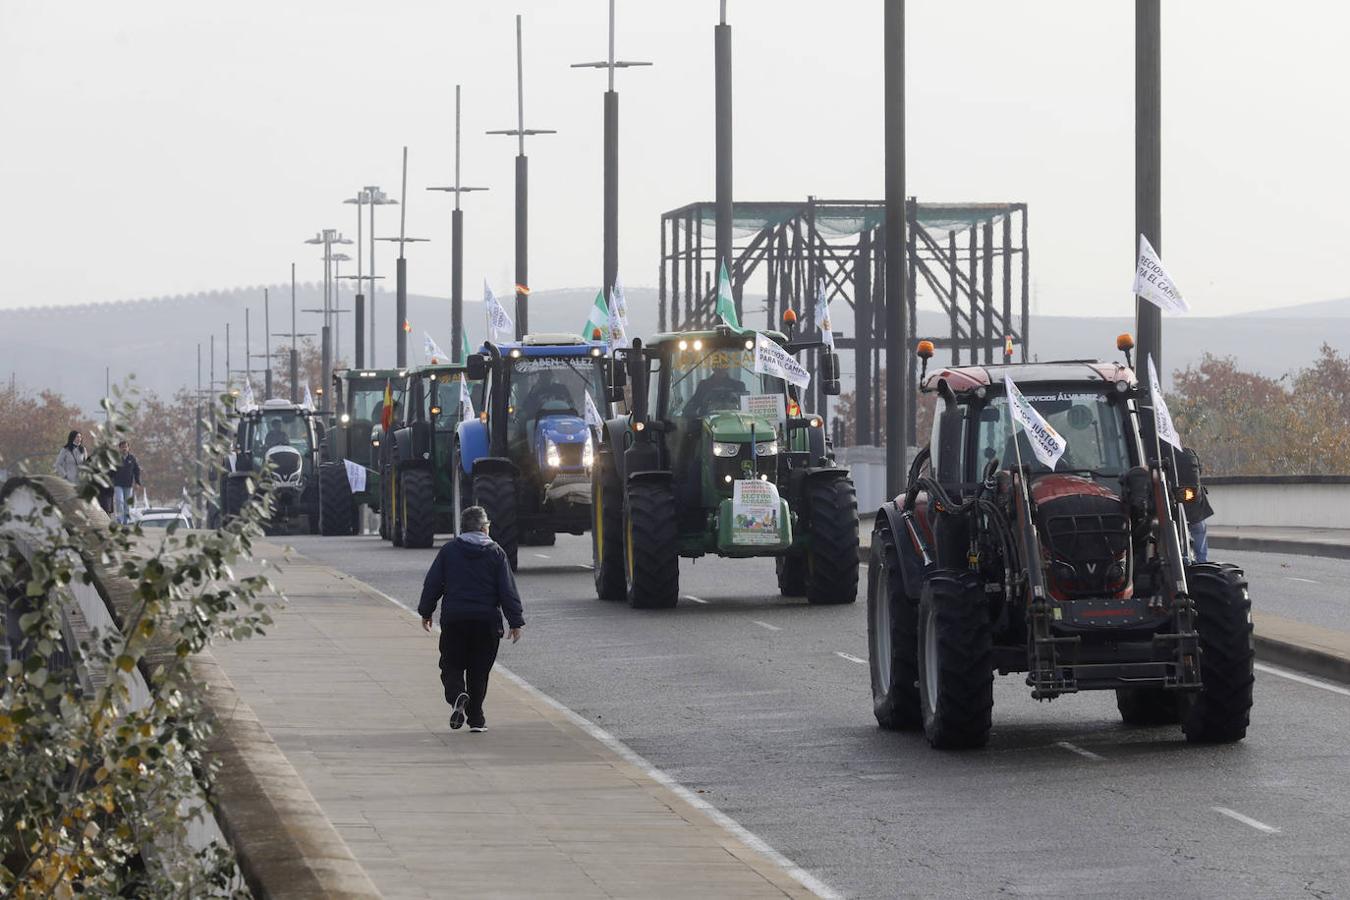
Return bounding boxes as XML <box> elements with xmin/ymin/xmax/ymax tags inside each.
<box><xmin>0</xmin><ymin>385</ymin><xmax>93</xmax><ymax>475</ymax></box>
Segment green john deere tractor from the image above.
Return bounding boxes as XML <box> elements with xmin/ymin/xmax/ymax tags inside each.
<box><xmin>318</xmin><ymin>368</ymin><xmax>404</xmax><ymax>535</ymax></box>
<box><xmin>591</xmin><ymin>323</ymin><xmax>860</xmax><ymax>609</ymax></box>
<box><xmin>379</xmin><ymin>362</ymin><xmax>479</xmax><ymax>549</ymax></box>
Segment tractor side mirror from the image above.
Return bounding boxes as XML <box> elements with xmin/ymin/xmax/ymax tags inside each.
<box><xmin>465</xmin><ymin>354</ymin><xmax>487</xmax><ymax>381</ymax></box>
<box><xmin>821</xmin><ymin>352</ymin><xmax>841</xmax><ymax>396</ymax></box>
<box><xmin>607</xmin><ymin>358</ymin><xmax>627</xmax><ymax>404</ymax></box>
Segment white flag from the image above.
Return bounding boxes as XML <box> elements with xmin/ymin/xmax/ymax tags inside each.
<box><xmin>607</xmin><ymin>288</ymin><xmax>627</xmax><ymax>348</ymax></box>
<box><xmin>1146</xmin><ymin>355</ymin><xmax>1182</xmax><ymax>451</ymax></box>
<box><xmin>1132</xmin><ymin>234</ymin><xmax>1189</xmax><ymax>315</ymax></box>
<box><xmin>423</xmin><ymin>331</ymin><xmax>448</xmax><ymax>364</ymax></box>
<box><xmin>584</xmin><ymin>390</ymin><xmax>604</xmax><ymax>431</ymax></box>
<box><xmin>343</xmin><ymin>459</ymin><xmax>367</xmax><ymax>494</ymax></box>
<box><xmin>484</xmin><ymin>278</ymin><xmax>513</xmax><ymax>341</ymax></box>
<box><xmin>302</xmin><ymin>383</ymin><xmax>315</xmax><ymax>411</ymax></box>
<box><xmin>753</xmin><ymin>332</ymin><xmax>811</xmax><ymax>390</ymax></box>
<box><xmin>240</xmin><ymin>380</ymin><xmax>257</xmax><ymax>412</ymax></box>
<box><xmin>459</xmin><ymin>374</ymin><xmax>476</xmax><ymax>423</ymax></box>
<box><xmin>612</xmin><ymin>276</ymin><xmax>631</xmax><ymax>333</ymax></box>
<box><xmin>1003</xmin><ymin>374</ymin><xmax>1066</xmax><ymax>470</ymax></box>
<box><xmin>814</xmin><ymin>278</ymin><xmax>835</xmax><ymax>349</ymax></box>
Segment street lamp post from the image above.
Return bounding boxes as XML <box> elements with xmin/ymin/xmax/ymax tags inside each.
<box><xmin>1136</xmin><ymin>0</ymin><xmax>1162</xmax><ymax>444</ymax></box>
<box><xmin>428</xmin><ymin>85</ymin><xmax>488</xmax><ymax>362</ymax></box>
<box><xmin>361</xmin><ymin>187</ymin><xmax>398</xmax><ymax>365</ymax></box>
<box><xmin>572</xmin><ymin>0</ymin><xmax>651</xmax><ymax>302</ymax></box>
<box><xmin>488</xmin><ymin>14</ymin><xmax>556</xmax><ymax>339</ymax></box>
<box><xmin>304</xmin><ymin>229</ymin><xmax>353</xmax><ymax>410</ymax></box>
<box><xmin>883</xmin><ymin>0</ymin><xmax>908</xmax><ymax>498</ymax></box>
<box><xmin>375</xmin><ymin>146</ymin><xmax>429</xmax><ymax>368</ymax></box>
<box><xmin>332</xmin><ymin>252</ymin><xmax>351</xmax><ymax>366</ymax></box>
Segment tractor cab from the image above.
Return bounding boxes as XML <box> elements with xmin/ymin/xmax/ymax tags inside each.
<box><xmin>329</xmin><ymin>368</ymin><xmax>405</xmax><ymax>471</ymax></box>
<box><xmin>223</xmin><ymin>398</ymin><xmax>322</xmax><ymax>533</ymax></box>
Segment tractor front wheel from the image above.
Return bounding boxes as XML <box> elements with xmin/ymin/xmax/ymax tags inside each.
<box><xmin>1182</xmin><ymin>563</ymin><xmax>1255</xmax><ymax>744</ymax></box>
<box><xmin>917</xmin><ymin>569</ymin><xmax>994</xmax><ymax>749</ymax></box>
<box><xmin>803</xmin><ymin>475</ymin><xmax>860</xmax><ymax>606</ymax></box>
<box><xmin>401</xmin><ymin>468</ymin><xmax>436</xmax><ymax>549</ymax></box>
<box><xmin>776</xmin><ymin>553</ymin><xmax>807</xmax><ymax>596</ymax></box>
<box><xmin>624</xmin><ymin>480</ymin><xmax>679</xmax><ymax>609</ymax></box>
<box><xmin>868</xmin><ymin>527</ymin><xmax>922</xmax><ymax>731</ymax></box>
<box><xmin>474</xmin><ymin>471</ymin><xmax>519</xmax><ymax>570</ymax></box>
<box><xmin>221</xmin><ymin>474</ymin><xmax>250</xmax><ymax>526</ymax></box>
<box><xmin>319</xmin><ymin>461</ymin><xmax>354</xmax><ymax>536</ymax></box>
<box><xmin>592</xmin><ymin>449</ymin><xmax>626</xmax><ymax>601</ymax></box>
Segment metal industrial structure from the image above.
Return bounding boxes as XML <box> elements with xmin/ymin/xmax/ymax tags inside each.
<box><xmin>658</xmin><ymin>197</ymin><xmax>1029</xmax><ymax>446</ymax></box>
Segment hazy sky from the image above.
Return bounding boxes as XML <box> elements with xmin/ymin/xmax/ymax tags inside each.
<box><xmin>2</xmin><ymin>1</ymin><xmax>1348</xmax><ymax>319</ymax></box>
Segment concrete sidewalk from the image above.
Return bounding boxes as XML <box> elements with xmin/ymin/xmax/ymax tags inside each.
<box><xmin>209</xmin><ymin>544</ymin><xmax>818</xmax><ymax>900</ymax></box>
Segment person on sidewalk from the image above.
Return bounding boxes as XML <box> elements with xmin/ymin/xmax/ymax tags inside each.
<box><xmin>54</xmin><ymin>430</ymin><xmax>85</xmax><ymax>483</ymax></box>
<box><xmin>418</xmin><ymin>505</ymin><xmax>524</xmax><ymax>733</ymax></box>
<box><xmin>112</xmin><ymin>439</ymin><xmax>144</xmax><ymax>525</ymax></box>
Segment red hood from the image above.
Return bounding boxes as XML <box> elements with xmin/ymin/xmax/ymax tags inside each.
<box><xmin>1031</xmin><ymin>474</ymin><xmax>1119</xmax><ymax>505</ymax></box>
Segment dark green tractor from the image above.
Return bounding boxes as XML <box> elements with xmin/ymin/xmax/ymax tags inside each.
<box><xmin>318</xmin><ymin>368</ymin><xmax>404</xmax><ymax>536</ymax></box>
<box><xmin>380</xmin><ymin>363</ymin><xmax>479</xmax><ymax>549</ymax></box>
<box><xmin>591</xmin><ymin>324</ymin><xmax>860</xmax><ymax>609</ymax></box>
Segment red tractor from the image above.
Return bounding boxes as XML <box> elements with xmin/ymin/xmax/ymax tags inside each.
<box><xmin>867</xmin><ymin>337</ymin><xmax>1254</xmax><ymax>749</ymax></box>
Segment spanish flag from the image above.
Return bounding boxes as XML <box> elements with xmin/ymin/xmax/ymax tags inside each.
<box><xmin>381</xmin><ymin>379</ymin><xmax>394</xmax><ymax>431</ymax></box>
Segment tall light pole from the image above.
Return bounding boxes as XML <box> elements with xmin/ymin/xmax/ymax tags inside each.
<box><xmin>714</xmin><ymin>0</ymin><xmax>735</xmax><ymax>321</ymax></box>
<box><xmin>883</xmin><ymin>0</ymin><xmax>908</xmax><ymax>498</ymax></box>
<box><xmin>332</xmin><ymin>251</ymin><xmax>351</xmax><ymax>366</ymax></box>
<box><xmin>304</xmin><ymin>228</ymin><xmax>352</xmax><ymax>409</ymax></box>
<box><xmin>361</xmin><ymin>186</ymin><xmax>398</xmax><ymax>365</ymax></box>
<box><xmin>428</xmin><ymin>85</ymin><xmax>488</xmax><ymax>362</ymax></box>
<box><xmin>376</xmin><ymin>147</ymin><xmax>429</xmax><ymax>368</ymax></box>
<box><xmin>488</xmin><ymin>14</ymin><xmax>556</xmax><ymax>339</ymax></box>
<box><xmin>572</xmin><ymin>0</ymin><xmax>651</xmax><ymax>303</ymax></box>
<box><xmin>1136</xmin><ymin>0</ymin><xmax>1162</xmax><ymax>446</ymax></box>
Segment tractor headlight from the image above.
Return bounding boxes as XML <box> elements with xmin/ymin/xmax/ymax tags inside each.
<box><xmin>755</xmin><ymin>440</ymin><xmax>779</xmax><ymax>457</ymax></box>
<box><xmin>712</xmin><ymin>441</ymin><xmax>741</xmax><ymax>458</ymax></box>
<box><xmin>545</xmin><ymin>438</ymin><xmax>561</xmax><ymax>469</ymax></box>
<box><xmin>339</xmin><ymin>413</ymin><xmax>351</xmax><ymax>424</ymax></box>
<box><xmin>582</xmin><ymin>434</ymin><xmax>595</xmax><ymax>468</ymax></box>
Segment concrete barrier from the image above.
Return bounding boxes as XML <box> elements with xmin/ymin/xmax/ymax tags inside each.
<box><xmin>1205</xmin><ymin>476</ymin><xmax>1350</xmax><ymax>530</ymax></box>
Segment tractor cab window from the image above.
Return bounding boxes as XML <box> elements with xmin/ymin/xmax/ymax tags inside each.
<box><xmin>975</xmin><ymin>389</ymin><xmax>1130</xmax><ymax>477</ymax></box>
<box><xmin>665</xmin><ymin>344</ymin><xmax>784</xmax><ymax>420</ymax></box>
<box><xmin>348</xmin><ymin>383</ymin><xmax>391</xmax><ymax>423</ymax></box>
<box><xmin>507</xmin><ymin>356</ymin><xmax>603</xmax><ymax>422</ymax></box>
<box><xmin>428</xmin><ymin>374</ymin><xmax>473</xmax><ymax>429</ymax></box>
<box><xmin>251</xmin><ymin>412</ymin><xmax>311</xmax><ymax>461</ymax></box>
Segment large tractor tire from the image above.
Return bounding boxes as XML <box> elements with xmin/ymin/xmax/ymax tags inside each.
<box><xmin>319</xmin><ymin>461</ymin><xmax>354</xmax><ymax>536</ymax></box>
<box><xmin>624</xmin><ymin>480</ymin><xmax>679</xmax><ymax>609</ymax></box>
<box><xmin>221</xmin><ymin>475</ymin><xmax>250</xmax><ymax>526</ymax></box>
<box><xmin>916</xmin><ymin>569</ymin><xmax>994</xmax><ymax>749</ymax></box>
<box><xmin>592</xmin><ymin>449</ymin><xmax>626</xmax><ymax>601</ymax></box>
<box><xmin>776</xmin><ymin>553</ymin><xmax>807</xmax><ymax>596</ymax></box>
<box><xmin>868</xmin><ymin>528</ymin><xmax>922</xmax><ymax>731</ymax></box>
<box><xmin>803</xmin><ymin>475</ymin><xmax>861</xmax><ymax>606</ymax></box>
<box><xmin>378</xmin><ymin>466</ymin><xmax>391</xmax><ymax>541</ymax></box>
<box><xmin>474</xmin><ymin>471</ymin><xmax>519</xmax><ymax>570</ymax></box>
<box><xmin>1182</xmin><ymin>563</ymin><xmax>1255</xmax><ymax>744</ymax></box>
<box><xmin>400</xmin><ymin>468</ymin><xmax>436</xmax><ymax>549</ymax></box>
<box><xmin>451</xmin><ymin>444</ymin><xmax>469</xmax><ymax>536</ymax></box>
<box><xmin>1116</xmin><ymin>687</ymin><xmax>1182</xmax><ymax>725</ymax></box>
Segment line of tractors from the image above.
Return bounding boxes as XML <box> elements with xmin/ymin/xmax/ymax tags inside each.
<box><xmin>213</xmin><ymin>324</ymin><xmax>1253</xmax><ymax>750</ymax></box>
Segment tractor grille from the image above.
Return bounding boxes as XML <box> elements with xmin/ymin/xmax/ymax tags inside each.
<box><xmin>1038</xmin><ymin>494</ymin><xmax>1130</xmax><ymax>599</ymax></box>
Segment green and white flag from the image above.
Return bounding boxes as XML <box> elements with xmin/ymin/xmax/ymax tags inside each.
<box><xmin>582</xmin><ymin>290</ymin><xmax>610</xmax><ymax>342</ymax></box>
<box><xmin>715</xmin><ymin>260</ymin><xmax>739</xmax><ymax>329</ymax></box>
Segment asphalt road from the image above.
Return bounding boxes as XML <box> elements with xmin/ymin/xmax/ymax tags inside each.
<box><xmin>288</xmin><ymin>532</ymin><xmax>1350</xmax><ymax>899</ymax></box>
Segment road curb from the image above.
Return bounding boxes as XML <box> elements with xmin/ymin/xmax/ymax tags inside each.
<box><xmin>1209</xmin><ymin>534</ymin><xmax>1350</xmax><ymax>561</ymax></box>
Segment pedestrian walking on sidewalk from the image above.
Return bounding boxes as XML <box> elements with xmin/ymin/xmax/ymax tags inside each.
<box><xmin>54</xmin><ymin>430</ymin><xmax>86</xmax><ymax>483</ymax></box>
<box><xmin>419</xmin><ymin>505</ymin><xmax>524</xmax><ymax>733</ymax></box>
<box><xmin>112</xmin><ymin>439</ymin><xmax>144</xmax><ymax>525</ymax></box>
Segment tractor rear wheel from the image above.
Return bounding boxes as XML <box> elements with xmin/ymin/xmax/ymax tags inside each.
<box><xmin>390</xmin><ymin>466</ymin><xmax>405</xmax><ymax>547</ymax></box>
<box><xmin>319</xmin><ymin>461</ymin><xmax>353</xmax><ymax>536</ymax></box>
<box><xmin>221</xmin><ymin>475</ymin><xmax>250</xmax><ymax>526</ymax></box>
<box><xmin>868</xmin><ymin>528</ymin><xmax>922</xmax><ymax>731</ymax></box>
<box><xmin>624</xmin><ymin>480</ymin><xmax>679</xmax><ymax>609</ymax></box>
<box><xmin>474</xmin><ymin>472</ymin><xmax>519</xmax><ymax>570</ymax></box>
<box><xmin>1182</xmin><ymin>563</ymin><xmax>1254</xmax><ymax>744</ymax></box>
<box><xmin>378</xmin><ymin>466</ymin><xmax>391</xmax><ymax>541</ymax></box>
<box><xmin>400</xmin><ymin>468</ymin><xmax>436</xmax><ymax>549</ymax></box>
<box><xmin>592</xmin><ymin>449</ymin><xmax>626</xmax><ymax>601</ymax></box>
<box><xmin>917</xmin><ymin>569</ymin><xmax>994</xmax><ymax>749</ymax></box>
<box><xmin>776</xmin><ymin>553</ymin><xmax>807</xmax><ymax>596</ymax></box>
<box><xmin>803</xmin><ymin>475</ymin><xmax>860</xmax><ymax>605</ymax></box>
<box><xmin>1115</xmin><ymin>687</ymin><xmax>1182</xmax><ymax>725</ymax></box>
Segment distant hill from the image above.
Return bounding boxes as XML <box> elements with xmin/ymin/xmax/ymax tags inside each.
<box><xmin>2</xmin><ymin>285</ymin><xmax>1347</xmax><ymax>414</ymax></box>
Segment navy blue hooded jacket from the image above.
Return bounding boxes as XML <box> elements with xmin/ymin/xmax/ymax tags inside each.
<box><xmin>417</xmin><ymin>532</ymin><xmax>525</xmax><ymax>630</ymax></box>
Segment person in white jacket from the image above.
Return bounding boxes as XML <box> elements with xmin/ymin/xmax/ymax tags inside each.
<box><xmin>54</xmin><ymin>430</ymin><xmax>85</xmax><ymax>483</ymax></box>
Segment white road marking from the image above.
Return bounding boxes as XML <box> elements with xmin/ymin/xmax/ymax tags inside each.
<box><xmin>1256</xmin><ymin>662</ymin><xmax>1350</xmax><ymax>698</ymax></box>
<box><xmin>835</xmin><ymin>652</ymin><xmax>867</xmax><ymax>665</ymax></box>
<box><xmin>534</xmin><ymin>553</ymin><xmax>551</xmax><ymax>559</ymax></box>
<box><xmin>575</xmin><ymin>563</ymin><xmax>593</xmax><ymax>570</ymax></box>
<box><xmin>1055</xmin><ymin>741</ymin><xmax>1105</xmax><ymax>761</ymax></box>
<box><xmin>349</xmin><ymin>575</ymin><xmax>842</xmax><ymax>898</ymax></box>
<box><xmin>684</xmin><ymin>595</ymin><xmax>708</xmax><ymax>604</ymax></box>
<box><xmin>1213</xmin><ymin>806</ymin><xmax>1280</xmax><ymax>834</ymax></box>
<box><xmin>752</xmin><ymin>620</ymin><xmax>781</xmax><ymax>632</ymax></box>
<box><xmin>1287</xmin><ymin>576</ymin><xmax>1319</xmax><ymax>584</ymax></box>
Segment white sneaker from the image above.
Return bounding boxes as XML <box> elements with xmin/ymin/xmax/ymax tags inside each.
<box><xmin>449</xmin><ymin>693</ymin><xmax>469</xmax><ymax>730</ymax></box>
<box><xmin>469</xmin><ymin>724</ymin><xmax>487</xmax><ymax>733</ymax></box>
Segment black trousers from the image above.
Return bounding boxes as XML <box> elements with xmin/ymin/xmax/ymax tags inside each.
<box><xmin>438</xmin><ymin>619</ymin><xmax>501</xmax><ymax>728</ymax></box>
